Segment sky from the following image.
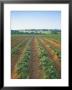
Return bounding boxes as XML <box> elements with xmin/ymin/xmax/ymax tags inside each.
<box><xmin>11</xmin><ymin>11</ymin><xmax>61</xmax><ymax>30</ymax></box>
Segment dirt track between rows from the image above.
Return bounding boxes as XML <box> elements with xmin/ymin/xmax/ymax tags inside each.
<box><xmin>29</xmin><ymin>37</ymin><xmax>43</xmax><ymax>79</ymax></box>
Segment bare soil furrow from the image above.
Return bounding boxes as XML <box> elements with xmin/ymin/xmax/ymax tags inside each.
<box><xmin>29</xmin><ymin>37</ymin><xmax>43</xmax><ymax>79</ymax></box>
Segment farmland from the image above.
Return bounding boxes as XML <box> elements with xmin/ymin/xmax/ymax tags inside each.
<box><xmin>11</xmin><ymin>30</ymin><xmax>61</xmax><ymax>79</ymax></box>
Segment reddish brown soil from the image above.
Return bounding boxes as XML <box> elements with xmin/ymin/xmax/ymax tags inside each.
<box><xmin>29</xmin><ymin>38</ymin><xmax>43</xmax><ymax>79</ymax></box>
<box><xmin>50</xmin><ymin>38</ymin><xmax>61</xmax><ymax>44</ymax></box>
<box><xmin>11</xmin><ymin>36</ymin><xmax>26</xmax><ymax>48</ymax></box>
<box><xmin>44</xmin><ymin>38</ymin><xmax>61</xmax><ymax>49</ymax></box>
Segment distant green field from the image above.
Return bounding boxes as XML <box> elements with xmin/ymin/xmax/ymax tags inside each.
<box><xmin>45</xmin><ymin>33</ymin><xmax>61</xmax><ymax>41</ymax></box>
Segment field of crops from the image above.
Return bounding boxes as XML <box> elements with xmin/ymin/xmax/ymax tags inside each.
<box><xmin>11</xmin><ymin>33</ymin><xmax>61</xmax><ymax>79</ymax></box>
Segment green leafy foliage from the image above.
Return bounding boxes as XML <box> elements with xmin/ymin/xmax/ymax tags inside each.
<box><xmin>38</xmin><ymin>44</ymin><xmax>58</xmax><ymax>79</ymax></box>
<box><xmin>53</xmin><ymin>48</ymin><xmax>61</xmax><ymax>58</ymax></box>
<box><xmin>46</xmin><ymin>33</ymin><xmax>61</xmax><ymax>41</ymax></box>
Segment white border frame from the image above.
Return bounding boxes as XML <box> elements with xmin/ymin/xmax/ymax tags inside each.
<box><xmin>4</xmin><ymin>4</ymin><xmax>69</xmax><ymax>87</ymax></box>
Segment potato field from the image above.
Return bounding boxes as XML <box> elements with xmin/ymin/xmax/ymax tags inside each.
<box><xmin>11</xmin><ymin>33</ymin><xmax>61</xmax><ymax>79</ymax></box>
